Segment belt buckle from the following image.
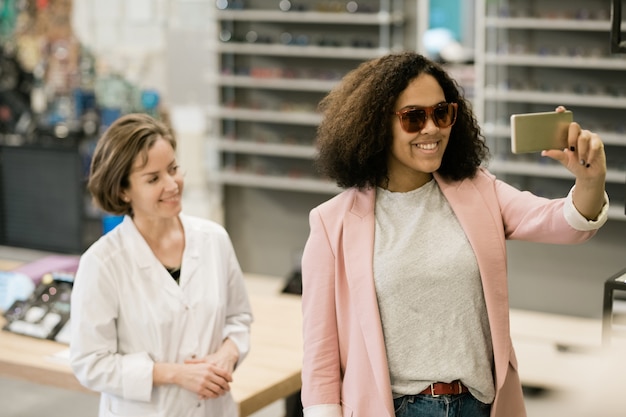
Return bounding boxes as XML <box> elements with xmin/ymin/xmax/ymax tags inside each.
<box><xmin>429</xmin><ymin>383</ymin><xmax>441</xmax><ymax>398</ymax></box>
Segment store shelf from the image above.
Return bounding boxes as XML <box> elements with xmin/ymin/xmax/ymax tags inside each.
<box><xmin>484</xmin><ymin>53</ymin><xmax>626</xmax><ymax>70</ymax></box>
<box><xmin>215</xmin><ymin>139</ymin><xmax>316</xmax><ymax>159</ymax></box>
<box><xmin>207</xmin><ymin>0</ymin><xmax>412</xmax><ymax>198</ymax></box>
<box><xmin>485</xmin><ymin>17</ymin><xmax>616</xmax><ymax>31</ymax></box>
<box><xmin>213</xmin><ymin>42</ymin><xmax>392</xmax><ymax>60</ymax></box>
<box><xmin>217</xmin><ymin>171</ymin><xmax>339</xmax><ymax>194</ymax></box>
<box><xmin>208</xmin><ymin>107</ymin><xmax>322</xmax><ymax>125</ymax></box>
<box><xmin>215</xmin><ymin>10</ymin><xmax>403</xmax><ymax>25</ymax></box>
<box><xmin>476</xmin><ymin>0</ymin><xmax>626</xmax><ymax>221</ymax></box>
<box><xmin>209</xmin><ymin>74</ymin><xmax>339</xmax><ymax>92</ymax></box>
<box><xmin>483</xmin><ymin>88</ymin><xmax>626</xmax><ymax>109</ymax></box>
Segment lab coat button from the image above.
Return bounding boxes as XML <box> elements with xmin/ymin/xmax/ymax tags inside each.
<box><xmin>191</xmin><ymin>354</ymin><xmax>196</xmax><ymax>359</ymax></box>
<box><xmin>197</xmin><ymin>402</ymin><xmax>201</xmax><ymax>407</ymax></box>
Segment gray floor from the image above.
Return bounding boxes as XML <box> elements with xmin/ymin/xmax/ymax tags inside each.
<box><xmin>1</xmin><ymin>376</ymin><xmax>99</xmax><ymax>417</ymax></box>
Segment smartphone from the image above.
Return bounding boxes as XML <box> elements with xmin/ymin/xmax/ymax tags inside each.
<box><xmin>510</xmin><ymin>110</ymin><xmax>573</xmax><ymax>154</ymax></box>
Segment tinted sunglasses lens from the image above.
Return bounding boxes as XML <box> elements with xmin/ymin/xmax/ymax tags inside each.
<box><xmin>400</xmin><ymin>109</ymin><xmax>427</xmax><ymax>132</ymax></box>
<box><xmin>433</xmin><ymin>104</ymin><xmax>456</xmax><ymax>128</ymax></box>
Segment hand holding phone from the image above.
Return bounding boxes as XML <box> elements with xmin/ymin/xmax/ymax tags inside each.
<box><xmin>510</xmin><ymin>110</ymin><xmax>573</xmax><ymax>154</ymax></box>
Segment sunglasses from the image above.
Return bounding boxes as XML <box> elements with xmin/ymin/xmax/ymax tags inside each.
<box><xmin>393</xmin><ymin>102</ymin><xmax>458</xmax><ymax>133</ymax></box>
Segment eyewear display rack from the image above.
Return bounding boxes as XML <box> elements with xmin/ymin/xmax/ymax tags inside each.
<box><xmin>208</xmin><ymin>0</ymin><xmax>415</xmax><ymax>198</ymax></box>
<box><xmin>205</xmin><ymin>0</ymin><xmax>425</xmax><ymax>205</ymax></box>
<box><xmin>203</xmin><ymin>0</ymin><xmax>427</xmax><ymax>276</ymax></box>
<box><xmin>474</xmin><ymin>0</ymin><xmax>626</xmax><ymax>220</ymax></box>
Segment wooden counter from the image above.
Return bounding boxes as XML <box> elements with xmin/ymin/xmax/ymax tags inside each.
<box><xmin>0</xmin><ymin>273</ymin><xmax>302</xmax><ymax>417</ymax></box>
<box><xmin>231</xmin><ymin>291</ymin><xmax>302</xmax><ymax>416</ymax></box>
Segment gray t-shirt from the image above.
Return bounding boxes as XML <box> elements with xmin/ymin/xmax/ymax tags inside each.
<box><xmin>373</xmin><ymin>179</ymin><xmax>495</xmax><ymax>404</ymax></box>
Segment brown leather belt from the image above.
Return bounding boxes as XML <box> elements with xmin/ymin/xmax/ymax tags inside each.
<box><xmin>419</xmin><ymin>380</ymin><xmax>469</xmax><ymax>396</ymax></box>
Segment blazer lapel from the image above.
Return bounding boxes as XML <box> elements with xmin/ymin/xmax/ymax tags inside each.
<box><xmin>434</xmin><ymin>173</ymin><xmax>511</xmax><ymax>390</ymax></box>
<box><xmin>343</xmin><ymin>188</ymin><xmax>395</xmax><ymax>417</ymax></box>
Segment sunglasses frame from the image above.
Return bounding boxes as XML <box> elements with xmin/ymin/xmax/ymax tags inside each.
<box><xmin>393</xmin><ymin>102</ymin><xmax>458</xmax><ymax>133</ymax></box>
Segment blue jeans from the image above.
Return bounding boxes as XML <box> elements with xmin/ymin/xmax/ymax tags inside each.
<box><xmin>394</xmin><ymin>393</ymin><xmax>491</xmax><ymax>417</ymax></box>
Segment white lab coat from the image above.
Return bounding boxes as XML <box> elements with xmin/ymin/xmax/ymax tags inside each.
<box><xmin>70</xmin><ymin>214</ymin><xmax>252</xmax><ymax>417</ymax></box>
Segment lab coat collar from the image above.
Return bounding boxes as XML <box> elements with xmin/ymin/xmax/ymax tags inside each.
<box><xmin>119</xmin><ymin>214</ymin><xmax>201</xmax><ymax>293</ymax></box>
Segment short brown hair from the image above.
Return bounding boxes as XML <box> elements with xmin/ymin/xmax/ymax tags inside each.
<box><xmin>88</xmin><ymin>113</ymin><xmax>176</xmax><ymax>215</ymax></box>
<box><xmin>316</xmin><ymin>51</ymin><xmax>489</xmax><ymax>189</ymax></box>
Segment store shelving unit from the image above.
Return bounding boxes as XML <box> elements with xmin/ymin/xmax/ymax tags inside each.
<box><xmin>205</xmin><ymin>0</ymin><xmax>429</xmax><ymax>202</ymax></box>
<box><xmin>201</xmin><ymin>0</ymin><xmax>427</xmax><ymax>275</ymax></box>
<box><xmin>474</xmin><ymin>0</ymin><xmax>626</xmax><ymax>221</ymax></box>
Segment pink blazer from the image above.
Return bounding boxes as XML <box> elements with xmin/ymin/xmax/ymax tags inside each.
<box><xmin>301</xmin><ymin>169</ymin><xmax>598</xmax><ymax>417</ymax></box>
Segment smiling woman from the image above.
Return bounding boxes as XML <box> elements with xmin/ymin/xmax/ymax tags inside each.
<box><xmin>386</xmin><ymin>74</ymin><xmax>457</xmax><ymax>192</ymax></box>
<box><xmin>87</xmin><ymin>114</ymin><xmax>178</xmax><ymax>218</ymax></box>
<box><xmin>122</xmin><ymin>137</ymin><xmax>184</xmax><ymax>222</ymax></box>
<box><xmin>69</xmin><ymin>113</ymin><xmax>253</xmax><ymax>417</ymax></box>
<box><xmin>301</xmin><ymin>51</ymin><xmax>609</xmax><ymax>417</ymax></box>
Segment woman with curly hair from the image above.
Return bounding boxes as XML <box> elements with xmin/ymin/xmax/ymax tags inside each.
<box><xmin>301</xmin><ymin>52</ymin><xmax>608</xmax><ymax>417</ymax></box>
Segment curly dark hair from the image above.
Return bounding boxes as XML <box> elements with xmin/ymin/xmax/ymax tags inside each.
<box><xmin>315</xmin><ymin>51</ymin><xmax>489</xmax><ymax>189</ymax></box>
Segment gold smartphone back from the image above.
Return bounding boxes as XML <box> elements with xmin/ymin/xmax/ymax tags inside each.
<box><xmin>510</xmin><ymin>111</ymin><xmax>573</xmax><ymax>154</ymax></box>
